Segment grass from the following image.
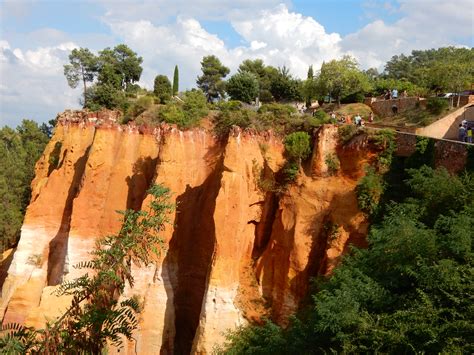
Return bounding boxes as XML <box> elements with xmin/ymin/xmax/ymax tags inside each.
<box><xmin>375</xmin><ymin>106</ymin><xmax>458</xmax><ymax>128</ymax></box>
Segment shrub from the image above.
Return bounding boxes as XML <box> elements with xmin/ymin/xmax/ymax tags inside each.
<box><xmin>325</xmin><ymin>153</ymin><xmax>340</xmax><ymax>175</ymax></box>
<box><xmin>338</xmin><ymin>124</ymin><xmax>360</xmax><ymax>144</ymax></box>
<box><xmin>215</xmin><ymin>100</ymin><xmax>243</xmax><ymax>111</ymax></box>
<box><xmin>213</xmin><ymin>108</ymin><xmax>256</xmax><ymax>135</ymax></box>
<box><xmin>356</xmin><ymin>166</ymin><xmax>384</xmax><ymax>215</ymax></box>
<box><xmin>259</xmin><ymin>103</ymin><xmax>297</xmax><ymax>118</ymax></box>
<box><xmin>157</xmin><ymin>90</ymin><xmax>209</xmax><ymax>128</ymax></box>
<box><xmin>284</xmin><ymin>131</ymin><xmax>311</xmax><ymax>164</ymax></box>
<box><xmin>426</xmin><ymin>97</ymin><xmax>449</xmax><ymax>115</ymax></box>
<box><xmin>283</xmin><ymin>161</ymin><xmax>299</xmax><ymax>183</ymax></box>
<box><xmin>153</xmin><ymin>75</ymin><xmax>172</xmax><ymax>104</ymax></box>
<box><xmin>368</xmin><ymin>129</ymin><xmax>396</xmax><ymax>170</ymax></box>
<box><xmin>124</xmin><ymin>95</ymin><xmax>154</xmax><ymax>122</ymax></box>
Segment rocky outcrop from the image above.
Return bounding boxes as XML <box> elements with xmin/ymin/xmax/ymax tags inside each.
<box><xmin>0</xmin><ymin>112</ymin><xmax>371</xmax><ymax>354</ymax></box>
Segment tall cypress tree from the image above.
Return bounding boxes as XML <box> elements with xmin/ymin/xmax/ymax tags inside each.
<box><xmin>172</xmin><ymin>65</ymin><xmax>179</xmax><ymax>96</ymax></box>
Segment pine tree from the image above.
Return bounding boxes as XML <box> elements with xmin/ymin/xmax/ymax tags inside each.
<box><xmin>173</xmin><ymin>65</ymin><xmax>179</xmax><ymax>96</ymax></box>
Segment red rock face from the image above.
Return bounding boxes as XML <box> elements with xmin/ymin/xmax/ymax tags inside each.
<box><xmin>0</xmin><ymin>114</ymin><xmax>371</xmax><ymax>354</ymax></box>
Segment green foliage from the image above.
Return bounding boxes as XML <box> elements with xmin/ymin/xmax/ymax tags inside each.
<box><xmin>172</xmin><ymin>65</ymin><xmax>179</xmax><ymax>95</ymax></box>
<box><xmin>371</xmin><ymin>77</ymin><xmax>426</xmax><ymax>97</ymax></box>
<box><xmin>63</xmin><ymin>48</ymin><xmax>98</xmax><ymax>107</ymax></box>
<box><xmin>258</xmin><ymin>103</ymin><xmax>297</xmax><ymax>118</ymax></box>
<box><xmin>124</xmin><ymin>95</ymin><xmax>154</xmax><ymax>122</ymax></box>
<box><xmin>84</xmin><ymin>83</ymin><xmax>127</xmax><ymax>111</ymax></box>
<box><xmin>282</xmin><ymin>161</ymin><xmax>299</xmax><ymax>183</ymax></box>
<box><xmin>325</xmin><ymin>153</ymin><xmax>340</xmax><ymax>175</ymax></box>
<box><xmin>158</xmin><ymin>90</ymin><xmax>208</xmax><ymax>128</ymax></box>
<box><xmin>338</xmin><ymin>124</ymin><xmax>360</xmax><ymax>144</ymax></box>
<box><xmin>340</xmin><ymin>91</ymin><xmax>365</xmax><ymax>104</ymax></box>
<box><xmin>238</xmin><ymin>59</ymin><xmax>275</xmax><ymax>102</ymax></box>
<box><xmin>384</xmin><ymin>47</ymin><xmax>474</xmax><ymax>91</ymax></box>
<box><xmin>0</xmin><ymin>184</ymin><xmax>174</xmax><ymax>353</ymax></box>
<box><xmin>317</xmin><ymin>55</ymin><xmax>372</xmax><ymax>105</ymax></box>
<box><xmin>426</xmin><ymin>97</ymin><xmax>449</xmax><ymax>115</ymax></box>
<box><xmin>356</xmin><ymin>166</ymin><xmax>385</xmax><ymax>215</ymax></box>
<box><xmin>312</xmin><ymin>109</ymin><xmax>333</xmax><ymax>124</ymax></box>
<box><xmin>153</xmin><ymin>75</ymin><xmax>172</xmax><ymax>103</ymax></box>
<box><xmin>213</xmin><ymin>108</ymin><xmax>257</xmax><ymax>135</ymax></box>
<box><xmin>269</xmin><ymin>66</ymin><xmax>303</xmax><ymax>102</ymax></box>
<box><xmin>196</xmin><ymin>55</ymin><xmax>230</xmax><ymax>102</ymax></box>
<box><xmin>0</xmin><ymin>120</ymin><xmax>49</xmax><ymax>252</ymax></box>
<box><xmin>220</xmin><ymin>166</ymin><xmax>474</xmax><ymax>354</ymax></box>
<box><xmin>368</xmin><ymin>128</ymin><xmax>396</xmax><ymax>170</ymax></box>
<box><xmin>226</xmin><ymin>71</ymin><xmax>259</xmax><ymax>103</ymax></box>
<box><xmin>284</xmin><ymin>131</ymin><xmax>311</xmax><ymax>164</ymax></box>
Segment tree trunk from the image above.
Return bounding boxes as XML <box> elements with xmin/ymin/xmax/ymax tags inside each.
<box><xmin>81</xmin><ymin>66</ymin><xmax>87</xmax><ymax>108</ymax></box>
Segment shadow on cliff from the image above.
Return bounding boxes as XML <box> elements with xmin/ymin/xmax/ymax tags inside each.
<box><xmin>125</xmin><ymin>156</ymin><xmax>158</xmax><ymax>211</ymax></box>
<box><xmin>47</xmin><ymin>145</ymin><xmax>91</xmax><ymax>286</ymax></box>
<box><xmin>160</xmin><ymin>149</ymin><xmax>224</xmax><ymax>355</ymax></box>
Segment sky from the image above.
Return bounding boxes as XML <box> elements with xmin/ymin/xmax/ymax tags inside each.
<box><xmin>0</xmin><ymin>0</ymin><xmax>473</xmax><ymax>127</ymax></box>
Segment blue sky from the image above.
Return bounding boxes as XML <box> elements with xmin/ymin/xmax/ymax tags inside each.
<box><xmin>0</xmin><ymin>0</ymin><xmax>472</xmax><ymax>127</ymax></box>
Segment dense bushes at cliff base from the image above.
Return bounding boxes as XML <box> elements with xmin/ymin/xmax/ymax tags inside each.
<box><xmin>218</xmin><ymin>165</ymin><xmax>474</xmax><ymax>354</ymax></box>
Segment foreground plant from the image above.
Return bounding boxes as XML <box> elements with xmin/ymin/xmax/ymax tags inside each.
<box><xmin>0</xmin><ymin>184</ymin><xmax>173</xmax><ymax>354</ymax></box>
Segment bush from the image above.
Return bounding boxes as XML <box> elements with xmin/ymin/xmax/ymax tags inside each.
<box><xmin>338</xmin><ymin>124</ymin><xmax>360</xmax><ymax>144</ymax></box>
<box><xmin>124</xmin><ymin>95</ymin><xmax>154</xmax><ymax>122</ymax></box>
<box><xmin>325</xmin><ymin>153</ymin><xmax>340</xmax><ymax>175</ymax></box>
<box><xmin>356</xmin><ymin>166</ymin><xmax>385</xmax><ymax>215</ymax></box>
<box><xmin>157</xmin><ymin>90</ymin><xmax>209</xmax><ymax>128</ymax></box>
<box><xmin>259</xmin><ymin>103</ymin><xmax>297</xmax><ymax>118</ymax></box>
<box><xmin>213</xmin><ymin>108</ymin><xmax>256</xmax><ymax>135</ymax></box>
<box><xmin>215</xmin><ymin>100</ymin><xmax>243</xmax><ymax>111</ymax></box>
<box><xmin>283</xmin><ymin>161</ymin><xmax>299</xmax><ymax>183</ymax></box>
<box><xmin>153</xmin><ymin>75</ymin><xmax>172</xmax><ymax>104</ymax></box>
<box><xmin>426</xmin><ymin>97</ymin><xmax>449</xmax><ymax>115</ymax></box>
<box><xmin>284</xmin><ymin>131</ymin><xmax>311</xmax><ymax>163</ymax></box>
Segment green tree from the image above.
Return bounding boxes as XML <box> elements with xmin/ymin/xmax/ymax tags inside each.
<box><xmin>98</xmin><ymin>44</ymin><xmax>143</xmax><ymax>91</ymax></box>
<box><xmin>284</xmin><ymin>131</ymin><xmax>311</xmax><ymax>165</ymax></box>
<box><xmin>270</xmin><ymin>66</ymin><xmax>303</xmax><ymax>102</ymax></box>
<box><xmin>0</xmin><ymin>184</ymin><xmax>174</xmax><ymax>353</ymax></box>
<box><xmin>63</xmin><ymin>48</ymin><xmax>98</xmax><ymax>107</ymax></box>
<box><xmin>196</xmin><ymin>55</ymin><xmax>230</xmax><ymax>102</ymax></box>
<box><xmin>317</xmin><ymin>56</ymin><xmax>371</xmax><ymax>105</ymax></box>
<box><xmin>429</xmin><ymin>62</ymin><xmax>472</xmax><ymax>107</ymax></box>
<box><xmin>172</xmin><ymin>65</ymin><xmax>179</xmax><ymax>96</ymax></box>
<box><xmin>226</xmin><ymin>71</ymin><xmax>259</xmax><ymax>103</ymax></box>
<box><xmin>154</xmin><ymin>75</ymin><xmax>172</xmax><ymax>104</ymax></box>
<box><xmin>0</xmin><ymin>120</ymin><xmax>49</xmax><ymax>252</ymax></box>
<box><xmin>303</xmin><ymin>65</ymin><xmax>317</xmax><ymax>107</ymax></box>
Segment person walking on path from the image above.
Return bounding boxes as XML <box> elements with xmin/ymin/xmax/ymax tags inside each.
<box><xmin>392</xmin><ymin>88</ymin><xmax>398</xmax><ymax>99</ymax></box>
<box><xmin>467</xmin><ymin>127</ymin><xmax>473</xmax><ymax>143</ymax></box>
<box><xmin>459</xmin><ymin>124</ymin><xmax>466</xmax><ymax>142</ymax></box>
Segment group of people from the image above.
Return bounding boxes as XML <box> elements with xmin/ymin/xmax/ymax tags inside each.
<box><xmin>330</xmin><ymin>111</ymin><xmax>374</xmax><ymax>126</ymax></box>
<box><xmin>458</xmin><ymin>120</ymin><xmax>473</xmax><ymax>143</ymax></box>
<box><xmin>384</xmin><ymin>88</ymin><xmax>408</xmax><ymax>100</ymax></box>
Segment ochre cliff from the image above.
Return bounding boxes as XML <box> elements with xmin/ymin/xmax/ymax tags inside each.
<box><xmin>0</xmin><ymin>111</ymin><xmax>371</xmax><ymax>354</ymax></box>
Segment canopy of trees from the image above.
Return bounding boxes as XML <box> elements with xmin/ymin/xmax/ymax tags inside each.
<box><xmin>226</xmin><ymin>71</ymin><xmax>259</xmax><ymax>103</ymax></box>
<box><xmin>218</xmin><ymin>164</ymin><xmax>474</xmax><ymax>354</ymax></box>
<box><xmin>196</xmin><ymin>55</ymin><xmax>230</xmax><ymax>102</ymax></box>
<box><xmin>0</xmin><ymin>120</ymin><xmax>50</xmax><ymax>252</ymax></box>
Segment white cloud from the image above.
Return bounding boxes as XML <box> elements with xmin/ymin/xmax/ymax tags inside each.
<box><xmin>1</xmin><ymin>0</ymin><xmax>472</xmax><ymax>127</ymax></box>
<box><xmin>342</xmin><ymin>0</ymin><xmax>474</xmax><ymax>69</ymax></box>
<box><xmin>0</xmin><ymin>41</ymin><xmax>80</xmax><ymax>126</ymax></box>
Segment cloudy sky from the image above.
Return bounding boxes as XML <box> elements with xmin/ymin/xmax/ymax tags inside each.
<box><xmin>0</xmin><ymin>0</ymin><xmax>473</xmax><ymax>127</ymax></box>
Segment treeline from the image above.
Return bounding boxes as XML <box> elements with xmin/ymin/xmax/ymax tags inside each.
<box><xmin>64</xmin><ymin>45</ymin><xmax>474</xmax><ymax>113</ymax></box>
<box><xmin>0</xmin><ymin>121</ymin><xmax>51</xmax><ymax>252</ymax></box>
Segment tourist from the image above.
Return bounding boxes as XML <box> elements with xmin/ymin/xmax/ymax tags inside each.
<box><xmin>385</xmin><ymin>89</ymin><xmax>391</xmax><ymax>100</ymax></box>
<box><xmin>354</xmin><ymin>113</ymin><xmax>362</xmax><ymax>126</ymax></box>
<box><xmin>402</xmin><ymin>90</ymin><xmax>408</xmax><ymax>98</ymax></box>
<box><xmin>458</xmin><ymin>124</ymin><xmax>466</xmax><ymax>142</ymax></box>
<box><xmin>392</xmin><ymin>88</ymin><xmax>398</xmax><ymax>99</ymax></box>
<box><xmin>467</xmin><ymin>127</ymin><xmax>473</xmax><ymax>143</ymax></box>
<box><xmin>369</xmin><ymin>112</ymin><xmax>374</xmax><ymax>122</ymax></box>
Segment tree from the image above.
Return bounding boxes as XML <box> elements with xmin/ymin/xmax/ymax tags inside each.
<box><xmin>98</xmin><ymin>44</ymin><xmax>143</xmax><ymax>91</ymax></box>
<box><xmin>173</xmin><ymin>65</ymin><xmax>179</xmax><ymax>96</ymax></box>
<box><xmin>317</xmin><ymin>56</ymin><xmax>371</xmax><ymax>105</ymax></box>
<box><xmin>270</xmin><ymin>66</ymin><xmax>303</xmax><ymax>102</ymax></box>
<box><xmin>429</xmin><ymin>62</ymin><xmax>472</xmax><ymax>107</ymax></box>
<box><xmin>63</xmin><ymin>48</ymin><xmax>98</xmax><ymax>107</ymax></box>
<box><xmin>154</xmin><ymin>75</ymin><xmax>172</xmax><ymax>104</ymax></box>
<box><xmin>226</xmin><ymin>71</ymin><xmax>259</xmax><ymax>103</ymax></box>
<box><xmin>0</xmin><ymin>121</ymin><xmax>49</xmax><ymax>252</ymax></box>
<box><xmin>238</xmin><ymin>59</ymin><xmax>276</xmax><ymax>102</ymax></box>
<box><xmin>196</xmin><ymin>55</ymin><xmax>230</xmax><ymax>102</ymax></box>
<box><xmin>303</xmin><ymin>65</ymin><xmax>317</xmax><ymax>107</ymax></box>
<box><xmin>0</xmin><ymin>184</ymin><xmax>174</xmax><ymax>353</ymax></box>
<box><xmin>284</xmin><ymin>131</ymin><xmax>311</xmax><ymax>165</ymax></box>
